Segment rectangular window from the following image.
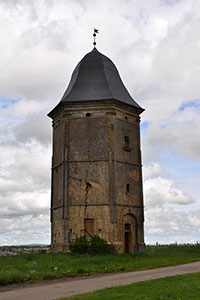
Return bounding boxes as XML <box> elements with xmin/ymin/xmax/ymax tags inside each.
<box><xmin>124</xmin><ymin>136</ymin><xmax>129</xmax><ymax>148</ymax></box>
<box><xmin>126</xmin><ymin>183</ymin><xmax>130</xmax><ymax>193</ymax></box>
<box><xmin>124</xmin><ymin>136</ymin><xmax>131</xmax><ymax>151</ymax></box>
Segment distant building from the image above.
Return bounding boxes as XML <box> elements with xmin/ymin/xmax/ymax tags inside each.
<box><xmin>48</xmin><ymin>46</ymin><xmax>145</xmax><ymax>253</ymax></box>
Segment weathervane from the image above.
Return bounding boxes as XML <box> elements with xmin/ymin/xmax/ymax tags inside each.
<box><xmin>93</xmin><ymin>28</ymin><xmax>99</xmax><ymax>47</ymax></box>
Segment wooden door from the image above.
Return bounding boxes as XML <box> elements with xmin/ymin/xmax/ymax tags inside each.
<box><xmin>124</xmin><ymin>223</ymin><xmax>131</xmax><ymax>253</ymax></box>
<box><xmin>84</xmin><ymin>218</ymin><xmax>94</xmax><ymax>240</ymax></box>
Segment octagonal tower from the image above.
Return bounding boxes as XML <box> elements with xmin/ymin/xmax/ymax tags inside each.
<box><xmin>48</xmin><ymin>47</ymin><xmax>145</xmax><ymax>253</ymax></box>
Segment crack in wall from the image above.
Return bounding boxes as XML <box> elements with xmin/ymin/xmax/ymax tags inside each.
<box><xmin>84</xmin><ymin>181</ymin><xmax>92</xmax><ymax>216</ymax></box>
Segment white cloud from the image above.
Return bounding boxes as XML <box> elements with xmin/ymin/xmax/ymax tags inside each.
<box><xmin>143</xmin><ymin>162</ymin><xmax>163</xmax><ymax>180</ymax></box>
<box><xmin>145</xmin><ymin>207</ymin><xmax>200</xmax><ymax>245</ymax></box>
<box><xmin>0</xmin><ymin>139</ymin><xmax>51</xmax><ymax>245</ymax></box>
<box><xmin>14</xmin><ymin>111</ymin><xmax>51</xmax><ymax>145</ymax></box>
<box><xmin>144</xmin><ymin>176</ymin><xmax>194</xmax><ymax>206</ymax></box>
<box><xmin>0</xmin><ymin>214</ymin><xmax>50</xmax><ymax>246</ymax></box>
<box><xmin>143</xmin><ymin>103</ymin><xmax>200</xmax><ymax>160</ymax></box>
<box><xmin>0</xmin><ymin>141</ymin><xmax>51</xmax><ymax>193</ymax></box>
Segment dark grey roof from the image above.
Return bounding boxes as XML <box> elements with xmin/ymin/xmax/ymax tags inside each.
<box><xmin>48</xmin><ymin>48</ymin><xmax>144</xmax><ymax>117</ymax></box>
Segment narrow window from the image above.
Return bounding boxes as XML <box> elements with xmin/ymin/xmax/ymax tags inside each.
<box><xmin>126</xmin><ymin>183</ymin><xmax>130</xmax><ymax>193</ymax></box>
<box><xmin>125</xmin><ymin>223</ymin><xmax>131</xmax><ymax>231</ymax></box>
<box><xmin>124</xmin><ymin>136</ymin><xmax>130</xmax><ymax>148</ymax></box>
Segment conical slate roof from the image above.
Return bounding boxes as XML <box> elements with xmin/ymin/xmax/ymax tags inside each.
<box><xmin>48</xmin><ymin>48</ymin><xmax>144</xmax><ymax>117</ymax></box>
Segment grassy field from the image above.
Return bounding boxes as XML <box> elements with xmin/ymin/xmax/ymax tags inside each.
<box><xmin>0</xmin><ymin>244</ymin><xmax>200</xmax><ymax>286</ymax></box>
<box><xmin>61</xmin><ymin>273</ymin><xmax>200</xmax><ymax>300</ymax></box>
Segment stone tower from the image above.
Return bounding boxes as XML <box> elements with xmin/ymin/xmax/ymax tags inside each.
<box><xmin>48</xmin><ymin>47</ymin><xmax>145</xmax><ymax>253</ymax></box>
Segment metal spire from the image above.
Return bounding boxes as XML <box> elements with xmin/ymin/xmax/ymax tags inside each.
<box><xmin>93</xmin><ymin>28</ymin><xmax>99</xmax><ymax>47</ymax></box>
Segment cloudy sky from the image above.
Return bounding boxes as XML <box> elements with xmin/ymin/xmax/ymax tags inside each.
<box><xmin>0</xmin><ymin>0</ymin><xmax>200</xmax><ymax>246</ymax></box>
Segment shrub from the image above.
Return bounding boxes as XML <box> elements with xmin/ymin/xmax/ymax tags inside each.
<box><xmin>69</xmin><ymin>235</ymin><xmax>109</xmax><ymax>254</ymax></box>
<box><xmin>69</xmin><ymin>236</ymin><xmax>89</xmax><ymax>254</ymax></box>
<box><xmin>89</xmin><ymin>235</ymin><xmax>109</xmax><ymax>254</ymax></box>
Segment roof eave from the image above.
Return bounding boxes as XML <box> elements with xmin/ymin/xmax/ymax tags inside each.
<box><xmin>47</xmin><ymin>99</ymin><xmax>144</xmax><ymax>119</ymax></box>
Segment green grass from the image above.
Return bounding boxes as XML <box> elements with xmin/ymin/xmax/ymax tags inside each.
<box><xmin>61</xmin><ymin>273</ymin><xmax>200</xmax><ymax>300</ymax></box>
<box><xmin>0</xmin><ymin>244</ymin><xmax>200</xmax><ymax>286</ymax></box>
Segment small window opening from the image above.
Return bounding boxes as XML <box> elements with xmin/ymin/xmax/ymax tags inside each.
<box><xmin>126</xmin><ymin>183</ymin><xmax>130</xmax><ymax>193</ymax></box>
<box><xmin>86</xmin><ymin>112</ymin><xmax>91</xmax><ymax>117</ymax></box>
<box><xmin>124</xmin><ymin>136</ymin><xmax>130</xmax><ymax>148</ymax></box>
<box><xmin>125</xmin><ymin>116</ymin><xmax>128</xmax><ymax>120</ymax></box>
<box><xmin>125</xmin><ymin>223</ymin><xmax>131</xmax><ymax>231</ymax></box>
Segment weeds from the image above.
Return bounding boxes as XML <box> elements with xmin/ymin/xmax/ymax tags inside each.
<box><xmin>0</xmin><ymin>244</ymin><xmax>199</xmax><ymax>286</ymax></box>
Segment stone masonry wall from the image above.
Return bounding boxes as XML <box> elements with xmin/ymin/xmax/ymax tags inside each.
<box><xmin>50</xmin><ymin>102</ymin><xmax>145</xmax><ymax>253</ymax></box>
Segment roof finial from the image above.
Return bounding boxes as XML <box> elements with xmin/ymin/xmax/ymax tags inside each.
<box><xmin>93</xmin><ymin>28</ymin><xmax>99</xmax><ymax>48</ymax></box>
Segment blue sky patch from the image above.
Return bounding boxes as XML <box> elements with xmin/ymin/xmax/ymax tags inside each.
<box><xmin>0</xmin><ymin>97</ymin><xmax>20</xmax><ymax>109</ymax></box>
<box><xmin>160</xmin><ymin>0</ymin><xmax>179</xmax><ymax>6</ymax></box>
<box><xmin>0</xmin><ymin>97</ymin><xmax>25</xmax><ymax>130</ymax></box>
<box><xmin>141</xmin><ymin>121</ymin><xmax>152</xmax><ymax>135</ymax></box>
<box><xmin>160</xmin><ymin>152</ymin><xmax>200</xmax><ymax>176</ymax></box>
<box><xmin>178</xmin><ymin>99</ymin><xmax>200</xmax><ymax>112</ymax></box>
<box><xmin>159</xmin><ymin>152</ymin><xmax>200</xmax><ymax>198</ymax></box>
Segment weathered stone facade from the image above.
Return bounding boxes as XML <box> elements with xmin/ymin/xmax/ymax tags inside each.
<box><xmin>48</xmin><ymin>49</ymin><xmax>145</xmax><ymax>253</ymax></box>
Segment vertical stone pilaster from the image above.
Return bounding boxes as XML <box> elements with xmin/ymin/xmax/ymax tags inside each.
<box><xmin>113</xmin><ymin>152</ymin><xmax>118</xmax><ymax>223</ymax></box>
<box><xmin>63</xmin><ymin>148</ymin><xmax>68</xmax><ymax>219</ymax></box>
<box><xmin>109</xmin><ymin>151</ymin><xmax>118</xmax><ymax>224</ymax></box>
<box><xmin>62</xmin><ymin>148</ymin><xmax>68</xmax><ymax>243</ymax></box>
<box><xmin>109</xmin><ymin>151</ymin><xmax>114</xmax><ymax>223</ymax></box>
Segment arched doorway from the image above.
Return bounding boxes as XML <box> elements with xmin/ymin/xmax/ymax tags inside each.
<box><xmin>123</xmin><ymin>214</ymin><xmax>138</xmax><ymax>253</ymax></box>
